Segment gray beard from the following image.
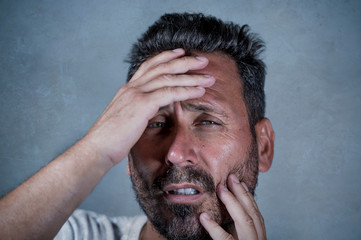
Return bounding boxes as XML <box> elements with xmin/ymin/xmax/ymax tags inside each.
<box><xmin>128</xmin><ymin>140</ymin><xmax>259</xmax><ymax>240</ymax></box>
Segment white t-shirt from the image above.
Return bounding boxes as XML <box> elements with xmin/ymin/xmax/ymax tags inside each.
<box><xmin>54</xmin><ymin>209</ymin><xmax>147</xmax><ymax>240</ymax></box>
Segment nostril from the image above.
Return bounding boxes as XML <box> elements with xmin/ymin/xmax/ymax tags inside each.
<box><xmin>165</xmin><ymin>158</ymin><xmax>173</xmax><ymax>166</ymax></box>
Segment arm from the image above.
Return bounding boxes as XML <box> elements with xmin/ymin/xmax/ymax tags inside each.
<box><xmin>0</xmin><ymin>139</ymin><xmax>111</xmax><ymax>240</ymax></box>
<box><xmin>0</xmin><ymin>49</ymin><xmax>215</xmax><ymax>240</ymax></box>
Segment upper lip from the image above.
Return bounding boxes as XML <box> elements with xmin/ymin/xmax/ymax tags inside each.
<box><xmin>163</xmin><ymin>183</ymin><xmax>204</xmax><ymax>194</ymax></box>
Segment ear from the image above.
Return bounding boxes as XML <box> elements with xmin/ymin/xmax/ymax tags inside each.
<box><xmin>126</xmin><ymin>155</ymin><xmax>131</xmax><ymax>175</ymax></box>
<box><xmin>255</xmin><ymin>118</ymin><xmax>275</xmax><ymax>172</ymax></box>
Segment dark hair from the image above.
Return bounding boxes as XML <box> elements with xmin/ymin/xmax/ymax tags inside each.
<box><xmin>127</xmin><ymin>13</ymin><xmax>266</xmax><ymax>131</ymax></box>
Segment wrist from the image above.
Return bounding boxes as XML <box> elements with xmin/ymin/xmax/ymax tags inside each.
<box><xmin>69</xmin><ymin>137</ymin><xmax>115</xmax><ymax>175</ymax></box>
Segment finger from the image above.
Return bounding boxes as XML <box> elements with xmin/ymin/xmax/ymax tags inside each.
<box><xmin>227</xmin><ymin>175</ymin><xmax>266</xmax><ymax>239</ymax></box>
<box><xmin>139</xmin><ymin>73</ymin><xmax>215</xmax><ymax>92</ymax></box>
<box><xmin>106</xmin><ymin>80</ymin><xmax>208</xmax><ymax>123</ymax></box>
<box><xmin>200</xmin><ymin>213</ymin><xmax>234</xmax><ymax>240</ymax></box>
<box><xmin>135</xmin><ymin>55</ymin><xmax>209</xmax><ymax>86</ymax></box>
<box><xmin>243</xmin><ymin>184</ymin><xmax>266</xmax><ymax>235</ymax></box>
<box><xmin>217</xmin><ymin>184</ymin><xmax>258</xmax><ymax>240</ymax></box>
<box><xmin>149</xmin><ymin>86</ymin><xmax>206</xmax><ymax>109</ymax></box>
<box><xmin>131</xmin><ymin>48</ymin><xmax>185</xmax><ymax>81</ymax></box>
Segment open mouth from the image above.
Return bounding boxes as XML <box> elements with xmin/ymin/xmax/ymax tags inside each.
<box><xmin>168</xmin><ymin>188</ymin><xmax>200</xmax><ymax>195</ymax></box>
<box><xmin>163</xmin><ymin>184</ymin><xmax>204</xmax><ymax>204</ymax></box>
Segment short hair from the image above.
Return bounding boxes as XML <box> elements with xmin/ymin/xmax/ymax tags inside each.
<box><xmin>127</xmin><ymin>12</ymin><xmax>266</xmax><ymax>131</ymax></box>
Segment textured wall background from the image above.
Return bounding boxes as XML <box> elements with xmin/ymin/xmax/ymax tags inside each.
<box><xmin>1</xmin><ymin>0</ymin><xmax>360</xmax><ymax>239</ymax></box>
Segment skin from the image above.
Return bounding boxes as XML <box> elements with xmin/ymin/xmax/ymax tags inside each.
<box><xmin>129</xmin><ymin>51</ymin><xmax>274</xmax><ymax>239</ymax></box>
<box><xmin>130</xmin><ymin>51</ymin><xmax>254</xmax><ymax>189</ymax></box>
<box><xmin>0</xmin><ymin>49</ymin><xmax>274</xmax><ymax>240</ymax></box>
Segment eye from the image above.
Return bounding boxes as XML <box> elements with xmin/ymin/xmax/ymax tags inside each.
<box><xmin>145</xmin><ymin>120</ymin><xmax>171</xmax><ymax>136</ymax></box>
<box><xmin>198</xmin><ymin>120</ymin><xmax>219</xmax><ymax>126</ymax></box>
<box><xmin>194</xmin><ymin>119</ymin><xmax>222</xmax><ymax>127</ymax></box>
<box><xmin>193</xmin><ymin>113</ymin><xmax>223</xmax><ymax>129</ymax></box>
<box><xmin>147</xmin><ymin>121</ymin><xmax>167</xmax><ymax>128</ymax></box>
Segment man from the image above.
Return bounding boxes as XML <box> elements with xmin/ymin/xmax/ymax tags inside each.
<box><xmin>0</xmin><ymin>13</ymin><xmax>274</xmax><ymax>240</ymax></box>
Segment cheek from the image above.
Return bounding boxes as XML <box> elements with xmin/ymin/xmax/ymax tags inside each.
<box><xmin>199</xmin><ymin>131</ymin><xmax>252</xmax><ymax>184</ymax></box>
<box><xmin>132</xmin><ymin>134</ymin><xmax>169</xmax><ymax>161</ymax></box>
<box><xmin>130</xmin><ymin>138</ymin><xmax>168</xmax><ymax>182</ymax></box>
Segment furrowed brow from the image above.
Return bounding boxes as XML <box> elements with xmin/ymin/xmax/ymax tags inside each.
<box><xmin>182</xmin><ymin>102</ymin><xmax>228</xmax><ymax>118</ymax></box>
<box><xmin>183</xmin><ymin>103</ymin><xmax>212</xmax><ymax>112</ymax></box>
<box><xmin>158</xmin><ymin>103</ymin><xmax>213</xmax><ymax>113</ymax></box>
<box><xmin>157</xmin><ymin>103</ymin><xmax>229</xmax><ymax>119</ymax></box>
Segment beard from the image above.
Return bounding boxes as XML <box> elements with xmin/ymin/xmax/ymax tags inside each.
<box><xmin>128</xmin><ymin>140</ymin><xmax>259</xmax><ymax>240</ymax></box>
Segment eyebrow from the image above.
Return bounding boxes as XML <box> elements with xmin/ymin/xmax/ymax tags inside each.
<box><xmin>182</xmin><ymin>102</ymin><xmax>213</xmax><ymax>112</ymax></box>
<box><xmin>159</xmin><ymin>102</ymin><xmax>229</xmax><ymax>118</ymax></box>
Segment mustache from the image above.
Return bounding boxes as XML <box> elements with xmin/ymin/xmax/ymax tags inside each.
<box><xmin>151</xmin><ymin>166</ymin><xmax>216</xmax><ymax>193</ymax></box>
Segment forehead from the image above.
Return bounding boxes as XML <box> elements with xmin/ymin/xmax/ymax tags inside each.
<box><xmin>186</xmin><ymin>52</ymin><xmax>244</xmax><ymax>113</ymax></box>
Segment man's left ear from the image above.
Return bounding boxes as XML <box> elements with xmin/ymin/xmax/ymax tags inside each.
<box><xmin>255</xmin><ymin>118</ymin><xmax>275</xmax><ymax>172</ymax></box>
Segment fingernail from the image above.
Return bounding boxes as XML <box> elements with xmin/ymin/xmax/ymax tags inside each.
<box><xmin>241</xmin><ymin>182</ymin><xmax>249</xmax><ymax>192</ymax></box>
<box><xmin>172</xmin><ymin>48</ymin><xmax>183</xmax><ymax>53</ymax></box>
<box><xmin>196</xmin><ymin>56</ymin><xmax>208</xmax><ymax>62</ymax></box>
<box><xmin>220</xmin><ymin>184</ymin><xmax>229</xmax><ymax>192</ymax></box>
<box><xmin>201</xmin><ymin>212</ymin><xmax>211</xmax><ymax>221</ymax></box>
<box><xmin>230</xmin><ymin>174</ymin><xmax>240</xmax><ymax>184</ymax></box>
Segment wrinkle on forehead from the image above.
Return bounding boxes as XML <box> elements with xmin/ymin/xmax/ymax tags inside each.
<box><xmin>189</xmin><ymin>51</ymin><xmax>241</xmax><ymax>83</ymax></box>
<box><xmin>189</xmin><ymin>52</ymin><xmax>243</xmax><ymax>96</ymax></box>
<box><xmin>182</xmin><ymin>100</ymin><xmax>230</xmax><ymax>120</ymax></box>
<box><xmin>158</xmin><ymin>99</ymin><xmax>230</xmax><ymax>120</ymax></box>
<box><xmin>192</xmin><ymin>52</ymin><xmax>244</xmax><ymax>116</ymax></box>
<box><xmin>158</xmin><ymin>52</ymin><xmax>246</xmax><ymax>119</ymax></box>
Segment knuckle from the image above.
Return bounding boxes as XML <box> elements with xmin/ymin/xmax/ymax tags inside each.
<box><xmin>253</xmin><ymin>211</ymin><xmax>263</xmax><ymax>225</ymax></box>
<box><xmin>115</xmin><ymin>85</ymin><xmax>128</xmax><ymax>95</ymax></box>
<box><xmin>242</xmin><ymin>190</ymin><xmax>250</xmax><ymax>198</ymax></box>
<box><xmin>161</xmin><ymin>57</ymin><xmax>188</xmax><ymax>73</ymax></box>
<box><xmin>132</xmin><ymin>92</ymin><xmax>145</xmax><ymax>102</ymax></box>
<box><xmin>179</xmin><ymin>57</ymin><xmax>192</xmax><ymax>69</ymax></box>
<box><xmin>161</xmin><ymin>74</ymin><xmax>174</xmax><ymax>82</ymax></box>
<box><xmin>125</xmin><ymin>86</ymin><xmax>137</xmax><ymax>96</ymax></box>
<box><xmin>125</xmin><ymin>82</ymin><xmax>136</xmax><ymax>89</ymax></box>
<box><xmin>249</xmin><ymin>205</ymin><xmax>259</xmax><ymax>216</ymax></box>
<box><xmin>222</xmin><ymin>233</ymin><xmax>233</xmax><ymax>240</ymax></box>
<box><xmin>162</xmin><ymin>86</ymin><xmax>176</xmax><ymax>96</ymax></box>
<box><xmin>248</xmin><ymin>203</ymin><xmax>263</xmax><ymax>221</ymax></box>
<box><xmin>259</xmin><ymin>213</ymin><xmax>265</xmax><ymax>224</ymax></box>
<box><xmin>179</xmin><ymin>56</ymin><xmax>189</xmax><ymax>64</ymax></box>
<box><xmin>161</xmin><ymin>61</ymin><xmax>175</xmax><ymax>73</ymax></box>
<box><xmin>138</xmin><ymin>60</ymin><xmax>150</xmax><ymax>72</ymax></box>
<box><xmin>155</xmin><ymin>61</ymin><xmax>167</xmax><ymax>71</ymax></box>
<box><xmin>245</xmin><ymin>216</ymin><xmax>255</xmax><ymax>227</ymax></box>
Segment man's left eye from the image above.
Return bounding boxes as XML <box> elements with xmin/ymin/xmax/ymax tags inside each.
<box><xmin>198</xmin><ymin>120</ymin><xmax>219</xmax><ymax>125</ymax></box>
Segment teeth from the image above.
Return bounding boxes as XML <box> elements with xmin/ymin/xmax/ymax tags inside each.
<box><xmin>169</xmin><ymin>188</ymin><xmax>199</xmax><ymax>195</ymax></box>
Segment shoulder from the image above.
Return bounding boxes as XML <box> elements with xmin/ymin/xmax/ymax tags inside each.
<box><xmin>55</xmin><ymin>209</ymin><xmax>147</xmax><ymax>240</ymax></box>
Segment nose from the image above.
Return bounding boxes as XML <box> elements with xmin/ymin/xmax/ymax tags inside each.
<box><xmin>166</xmin><ymin>126</ymin><xmax>198</xmax><ymax>167</ymax></box>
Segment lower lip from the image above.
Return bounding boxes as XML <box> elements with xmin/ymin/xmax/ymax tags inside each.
<box><xmin>164</xmin><ymin>192</ymin><xmax>204</xmax><ymax>204</ymax></box>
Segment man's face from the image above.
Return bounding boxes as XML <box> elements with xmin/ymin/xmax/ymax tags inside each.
<box><xmin>128</xmin><ymin>52</ymin><xmax>259</xmax><ymax>239</ymax></box>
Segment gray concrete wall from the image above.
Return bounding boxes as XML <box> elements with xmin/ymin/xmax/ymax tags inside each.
<box><xmin>1</xmin><ymin>0</ymin><xmax>360</xmax><ymax>239</ymax></box>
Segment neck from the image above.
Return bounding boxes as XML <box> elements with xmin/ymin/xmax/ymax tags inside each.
<box><xmin>139</xmin><ymin>220</ymin><xmax>166</xmax><ymax>240</ymax></box>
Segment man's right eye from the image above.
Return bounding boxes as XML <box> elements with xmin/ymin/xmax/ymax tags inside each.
<box><xmin>147</xmin><ymin>122</ymin><xmax>166</xmax><ymax>128</ymax></box>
